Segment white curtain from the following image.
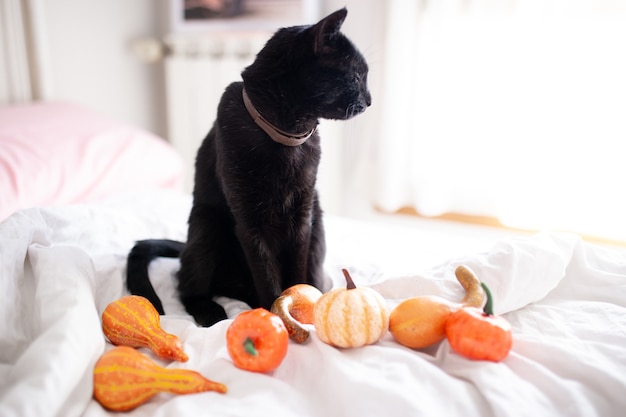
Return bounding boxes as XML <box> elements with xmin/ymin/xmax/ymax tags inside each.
<box><xmin>374</xmin><ymin>0</ymin><xmax>626</xmax><ymax>241</ymax></box>
<box><xmin>0</xmin><ymin>0</ymin><xmax>50</xmax><ymax>104</ymax></box>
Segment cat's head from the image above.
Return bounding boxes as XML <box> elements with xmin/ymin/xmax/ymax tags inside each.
<box><xmin>242</xmin><ymin>8</ymin><xmax>371</xmax><ymax>122</ymax></box>
<box><xmin>304</xmin><ymin>8</ymin><xmax>372</xmax><ymax>120</ymax></box>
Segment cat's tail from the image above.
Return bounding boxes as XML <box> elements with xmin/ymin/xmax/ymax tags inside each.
<box><xmin>126</xmin><ymin>239</ymin><xmax>185</xmax><ymax>315</ymax></box>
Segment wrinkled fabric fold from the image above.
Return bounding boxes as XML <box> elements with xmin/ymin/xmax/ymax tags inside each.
<box><xmin>1</xmin><ymin>192</ymin><xmax>624</xmax><ymax>417</ymax></box>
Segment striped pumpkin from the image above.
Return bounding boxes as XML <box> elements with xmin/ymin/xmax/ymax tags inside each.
<box><xmin>313</xmin><ymin>269</ymin><xmax>389</xmax><ymax>348</ymax></box>
<box><xmin>102</xmin><ymin>295</ymin><xmax>188</xmax><ymax>362</ymax></box>
<box><xmin>93</xmin><ymin>346</ymin><xmax>227</xmax><ymax>411</ymax></box>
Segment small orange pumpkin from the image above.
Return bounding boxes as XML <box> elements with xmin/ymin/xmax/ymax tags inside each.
<box><xmin>271</xmin><ymin>283</ymin><xmax>323</xmax><ymax>343</ymax></box>
<box><xmin>313</xmin><ymin>269</ymin><xmax>389</xmax><ymax>348</ymax></box>
<box><xmin>93</xmin><ymin>346</ymin><xmax>227</xmax><ymax>412</ymax></box>
<box><xmin>226</xmin><ymin>308</ymin><xmax>289</xmax><ymax>373</ymax></box>
<box><xmin>102</xmin><ymin>295</ymin><xmax>188</xmax><ymax>362</ymax></box>
<box><xmin>445</xmin><ymin>282</ymin><xmax>513</xmax><ymax>362</ymax></box>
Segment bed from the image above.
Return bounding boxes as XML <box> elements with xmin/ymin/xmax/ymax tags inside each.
<box><xmin>1</xmin><ymin>102</ymin><xmax>625</xmax><ymax>417</ymax></box>
<box><xmin>0</xmin><ymin>101</ymin><xmax>184</xmax><ymax>222</ymax></box>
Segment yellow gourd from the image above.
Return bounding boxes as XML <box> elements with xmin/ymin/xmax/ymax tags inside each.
<box><xmin>313</xmin><ymin>269</ymin><xmax>389</xmax><ymax>348</ymax></box>
<box><xmin>93</xmin><ymin>346</ymin><xmax>227</xmax><ymax>412</ymax></box>
<box><xmin>102</xmin><ymin>295</ymin><xmax>188</xmax><ymax>362</ymax></box>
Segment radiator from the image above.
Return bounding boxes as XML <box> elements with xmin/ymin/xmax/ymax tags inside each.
<box><xmin>164</xmin><ymin>33</ymin><xmax>270</xmax><ymax>192</ymax></box>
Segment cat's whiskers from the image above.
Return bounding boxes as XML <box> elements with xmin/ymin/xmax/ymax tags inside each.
<box><xmin>345</xmin><ymin>102</ymin><xmax>365</xmax><ymax>120</ymax></box>
<box><xmin>344</xmin><ymin>103</ymin><xmax>353</xmax><ymax>119</ymax></box>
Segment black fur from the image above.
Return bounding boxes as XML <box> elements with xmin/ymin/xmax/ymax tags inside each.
<box><xmin>126</xmin><ymin>239</ymin><xmax>185</xmax><ymax>315</ymax></box>
<box><xmin>126</xmin><ymin>8</ymin><xmax>371</xmax><ymax>326</ymax></box>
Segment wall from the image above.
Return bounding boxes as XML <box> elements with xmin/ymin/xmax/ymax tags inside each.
<box><xmin>39</xmin><ymin>0</ymin><xmax>168</xmax><ymax>137</ymax></box>
<box><xmin>34</xmin><ymin>0</ymin><xmax>384</xmax><ymax>136</ymax></box>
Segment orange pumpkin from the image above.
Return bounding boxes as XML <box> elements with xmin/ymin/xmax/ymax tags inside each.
<box><xmin>389</xmin><ymin>265</ymin><xmax>485</xmax><ymax>349</ymax></box>
<box><xmin>226</xmin><ymin>308</ymin><xmax>289</xmax><ymax>373</ymax></box>
<box><xmin>445</xmin><ymin>283</ymin><xmax>513</xmax><ymax>362</ymax></box>
<box><xmin>102</xmin><ymin>295</ymin><xmax>188</xmax><ymax>362</ymax></box>
<box><xmin>93</xmin><ymin>346</ymin><xmax>227</xmax><ymax>412</ymax></box>
<box><xmin>270</xmin><ymin>283</ymin><xmax>323</xmax><ymax>343</ymax></box>
<box><xmin>313</xmin><ymin>269</ymin><xmax>389</xmax><ymax>348</ymax></box>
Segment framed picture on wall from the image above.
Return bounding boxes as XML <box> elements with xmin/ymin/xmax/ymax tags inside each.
<box><xmin>169</xmin><ymin>0</ymin><xmax>322</xmax><ymax>32</ymax></box>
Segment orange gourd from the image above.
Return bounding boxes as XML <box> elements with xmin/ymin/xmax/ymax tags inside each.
<box><xmin>389</xmin><ymin>265</ymin><xmax>485</xmax><ymax>349</ymax></box>
<box><xmin>445</xmin><ymin>282</ymin><xmax>513</xmax><ymax>362</ymax></box>
<box><xmin>389</xmin><ymin>296</ymin><xmax>457</xmax><ymax>349</ymax></box>
<box><xmin>93</xmin><ymin>346</ymin><xmax>227</xmax><ymax>412</ymax></box>
<box><xmin>226</xmin><ymin>308</ymin><xmax>289</xmax><ymax>373</ymax></box>
<box><xmin>313</xmin><ymin>269</ymin><xmax>389</xmax><ymax>348</ymax></box>
<box><xmin>270</xmin><ymin>283</ymin><xmax>323</xmax><ymax>343</ymax></box>
<box><xmin>102</xmin><ymin>295</ymin><xmax>188</xmax><ymax>362</ymax></box>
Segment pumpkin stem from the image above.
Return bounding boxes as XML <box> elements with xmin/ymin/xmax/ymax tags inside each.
<box><xmin>342</xmin><ymin>269</ymin><xmax>357</xmax><ymax>290</ymax></box>
<box><xmin>481</xmin><ymin>282</ymin><xmax>494</xmax><ymax>316</ymax></box>
<box><xmin>243</xmin><ymin>337</ymin><xmax>258</xmax><ymax>356</ymax></box>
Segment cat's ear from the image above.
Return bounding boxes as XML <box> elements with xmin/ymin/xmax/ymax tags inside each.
<box><xmin>312</xmin><ymin>8</ymin><xmax>348</xmax><ymax>55</ymax></box>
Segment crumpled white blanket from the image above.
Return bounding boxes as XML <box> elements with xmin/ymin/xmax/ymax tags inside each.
<box><xmin>1</xmin><ymin>191</ymin><xmax>625</xmax><ymax>417</ymax></box>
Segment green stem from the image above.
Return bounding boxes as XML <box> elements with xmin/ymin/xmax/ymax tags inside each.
<box><xmin>481</xmin><ymin>282</ymin><xmax>494</xmax><ymax>316</ymax></box>
<box><xmin>243</xmin><ymin>337</ymin><xmax>258</xmax><ymax>356</ymax></box>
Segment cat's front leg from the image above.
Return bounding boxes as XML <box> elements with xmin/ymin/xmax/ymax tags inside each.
<box><xmin>235</xmin><ymin>224</ymin><xmax>283</xmax><ymax>309</ymax></box>
<box><xmin>306</xmin><ymin>199</ymin><xmax>326</xmax><ymax>290</ymax></box>
<box><xmin>280</xmin><ymin>200</ymin><xmax>325</xmax><ymax>291</ymax></box>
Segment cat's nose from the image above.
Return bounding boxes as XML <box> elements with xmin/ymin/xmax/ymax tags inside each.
<box><xmin>365</xmin><ymin>92</ymin><xmax>372</xmax><ymax>107</ymax></box>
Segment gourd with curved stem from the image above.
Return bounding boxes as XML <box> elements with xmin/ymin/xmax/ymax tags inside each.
<box><xmin>389</xmin><ymin>265</ymin><xmax>486</xmax><ymax>349</ymax></box>
<box><xmin>271</xmin><ymin>283</ymin><xmax>323</xmax><ymax>343</ymax></box>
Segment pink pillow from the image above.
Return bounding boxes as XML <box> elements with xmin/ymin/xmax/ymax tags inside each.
<box><xmin>0</xmin><ymin>102</ymin><xmax>184</xmax><ymax>221</ymax></box>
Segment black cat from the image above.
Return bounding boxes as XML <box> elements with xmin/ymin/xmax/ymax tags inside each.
<box><xmin>126</xmin><ymin>8</ymin><xmax>371</xmax><ymax>326</ymax></box>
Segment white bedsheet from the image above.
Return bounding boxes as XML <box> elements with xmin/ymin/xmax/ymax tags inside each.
<box><xmin>1</xmin><ymin>191</ymin><xmax>625</xmax><ymax>416</ymax></box>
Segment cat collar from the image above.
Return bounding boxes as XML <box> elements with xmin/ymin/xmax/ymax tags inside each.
<box><xmin>242</xmin><ymin>88</ymin><xmax>317</xmax><ymax>147</ymax></box>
